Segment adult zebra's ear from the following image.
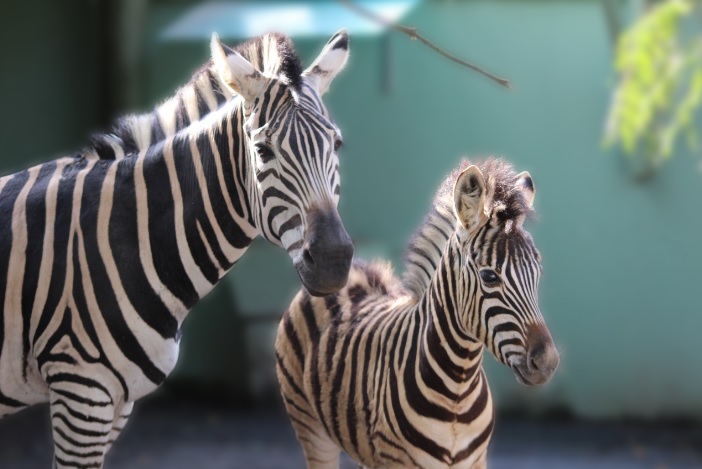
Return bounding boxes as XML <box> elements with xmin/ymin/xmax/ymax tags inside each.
<box><xmin>210</xmin><ymin>33</ymin><xmax>264</xmax><ymax>102</ymax></box>
<box><xmin>454</xmin><ymin>165</ymin><xmax>488</xmax><ymax>233</ymax></box>
<box><xmin>515</xmin><ymin>171</ymin><xmax>535</xmax><ymax>209</ymax></box>
<box><xmin>303</xmin><ymin>29</ymin><xmax>350</xmax><ymax>95</ymax></box>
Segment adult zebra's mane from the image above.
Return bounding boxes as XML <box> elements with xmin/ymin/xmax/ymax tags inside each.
<box><xmin>402</xmin><ymin>158</ymin><xmax>535</xmax><ymax>298</ymax></box>
<box><xmin>231</xmin><ymin>32</ymin><xmax>303</xmax><ymax>89</ymax></box>
<box><xmin>88</xmin><ymin>32</ymin><xmax>303</xmax><ymax>160</ymax></box>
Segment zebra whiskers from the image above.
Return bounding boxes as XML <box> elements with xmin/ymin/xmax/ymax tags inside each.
<box><xmin>276</xmin><ymin>158</ymin><xmax>559</xmax><ymax>469</ymax></box>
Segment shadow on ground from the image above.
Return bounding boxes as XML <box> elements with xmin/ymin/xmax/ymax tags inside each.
<box><xmin>1</xmin><ymin>396</ymin><xmax>701</xmax><ymax>468</ymax></box>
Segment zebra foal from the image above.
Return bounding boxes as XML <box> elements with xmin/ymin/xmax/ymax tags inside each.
<box><xmin>276</xmin><ymin>158</ymin><xmax>559</xmax><ymax>468</ymax></box>
<box><xmin>0</xmin><ymin>31</ymin><xmax>352</xmax><ymax>468</ymax></box>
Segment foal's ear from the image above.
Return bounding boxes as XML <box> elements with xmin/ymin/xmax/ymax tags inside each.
<box><xmin>303</xmin><ymin>29</ymin><xmax>350</xmax><ymax>95</ymax></box>
<box><xmin>211</xmin><ymin>33</ymin><xmax>264</xmax><ymax>102</ymax></box>
<box><xmin>514</xmin><ymin>171</ymin><xmax>535</xmax><ymax>209</ymax></box>
<box><xmin>454</xmin><ymin>166</ymin><xmax>487</xmax><ymax>233</ymax></box>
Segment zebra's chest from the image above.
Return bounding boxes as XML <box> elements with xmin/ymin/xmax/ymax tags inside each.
<box><xmin>367</xmin><ymin>379</ymin><xmax>494</xmax><ymax>469</ymax></box>
<box><xmin>366</xmin><ymin>417</ymin><xmax>493</xmax><ymax>469</ymax></box>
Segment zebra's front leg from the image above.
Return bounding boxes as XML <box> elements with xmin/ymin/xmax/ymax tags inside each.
<box><xmin>104</xmin><ymin>401</ymin><xmax>134</xmax><ymax>456</ymax></box>
<box><xmin>296</xmin><ymin>426</ymin><xmax>341</xmax><ymax>469</ymax></box>
<box><xmin>49</xmin><ymin>385</ymin><xmax>116</xmax><ymax>468</ymax></box>
<box><xmin>472</xmin><ymin>449</ymin><xmax>488</xmax><ymax>469</ymax></box>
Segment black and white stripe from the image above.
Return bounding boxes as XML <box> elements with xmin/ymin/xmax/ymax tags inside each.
<box><xmin>0</xmin><ymin>30</ymin><xmax>351</xmax><ymax>468</ymax></box>
<box><xmin>276</xmin><ymin>158</ymin><xmax>559</xmax><ymax>469</ymax></box>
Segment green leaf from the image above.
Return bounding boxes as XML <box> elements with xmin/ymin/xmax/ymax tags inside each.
<box><xmin>604</xmin><ymin>0</ymin><xmax>700</xmax><ymax>170</ymax></box>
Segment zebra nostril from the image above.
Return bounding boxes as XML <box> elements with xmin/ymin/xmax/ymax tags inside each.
<box><xmin>527</xmin><ymin>345</ymin><xmax>545</xmax><ymax>373</ymax></box>
<box><xmin>526</xmin><ymin>339</ymin><xmax>559</xmax><ymax>378</ymax></box>
<box><xmin>303</xmin><ymin>248</ymin><xmax>316</xmax><ymax>268</ymax></box>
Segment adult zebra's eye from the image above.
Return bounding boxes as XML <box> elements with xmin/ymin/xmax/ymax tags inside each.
<box><xmin>479</xmin><ymin>269</ymin><xmax>501</xmax><ymax>286</ymax></box>
<box><xmin>255</xmin><ymin>144</ymin><xmax>275</xmax><ymax>163</ymax></box>
<box><xmin>333</xmin><ymin>139</ymin><xmax>343</xmax><ymax>152</ymax></box>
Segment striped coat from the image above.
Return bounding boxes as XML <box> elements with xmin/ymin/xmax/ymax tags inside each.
<box><xmin>277</xmin><ymin>159</ymin><xmax>559</xmax><ymax>469</ymax></box>
<box><xmin>0</xmin><ymin>30</ymin><xmax>352</xmax><ymax>468</ymax></box>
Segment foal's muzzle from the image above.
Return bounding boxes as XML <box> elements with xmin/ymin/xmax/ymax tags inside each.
<box><xmin>512</xmin><ymin>324</ymin><xmax>559</xmax><ymax>386</ymax></box>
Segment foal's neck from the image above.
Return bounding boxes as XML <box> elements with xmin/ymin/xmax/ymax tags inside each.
<box><xmin>413</xmin><ymin>238</ymin><xmax>485</xmax><ymax>401</ymax></box>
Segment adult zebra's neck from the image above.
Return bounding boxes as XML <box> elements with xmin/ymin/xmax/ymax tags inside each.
<box><xmin>91</xmin><ymin>64</ymin><xmax>231</xmax><ymax>159</ymax></box>
<box><xmin>411</xmin><ymin>239</ymin><xmax>484</xmax><ymax>401</ymax></box>
<box><xmin>131</xmin><ymin>98</ymin><xmax>257</xmax><ymax>324</ymax></box>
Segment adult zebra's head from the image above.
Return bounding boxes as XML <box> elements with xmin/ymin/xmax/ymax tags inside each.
<box><xmin>211</xmin><ymin>31</ymin><xmax>353</xmax><ymax>296</ymax></box>
<box><xmin>452</xmin><ymin>160</ymin><xmax>559</xmax><ymax>386</ymax></box>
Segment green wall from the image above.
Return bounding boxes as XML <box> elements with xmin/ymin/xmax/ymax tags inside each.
<box><xmin>336</xmin><ymin>0</ymin><xmax>702</xmax><ymax>419</ymax></box>
<box><xmin>0</xmin><ymin>1</ymin><xmax>100</xmax><ymax>172</ymax></box>
<box><xmin>2</xmin><ymin>0</ymin><xmax>700</xmax><ymax>420</ymax></box>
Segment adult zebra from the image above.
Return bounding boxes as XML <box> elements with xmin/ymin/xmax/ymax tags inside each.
<box><xmin>0</xmin><ymin>30</ymin><xmax>353</xmax><ymax>468</ymax></box>
<box><xmin>276</xmin><ymin>159</ymin><xmax>559</xmax><ymax>468</ymax></box>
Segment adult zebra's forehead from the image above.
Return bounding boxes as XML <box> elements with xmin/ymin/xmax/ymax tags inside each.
<box><xmin>254</xmin><ymin>99</ymin><xmax>337</xmax><ymax>138</ymax></box>
<box><xmin>298</xmin><ymin>81</ymin><xmax>328</xmax><ymax>112</ymax></box>
<box><xmin>303</xmin><ymin>117</ymin><xmax>339</xmax><ymax>141</ymax></box>
<box><xmin>278</xmin><ymin>107</ymin><xmax>340</xmax><ymax>144</ymax></box>
<box><xmin>246</xmin><ymin>79</ymin><xmax>337</xmax><ymax>133</ymax></box>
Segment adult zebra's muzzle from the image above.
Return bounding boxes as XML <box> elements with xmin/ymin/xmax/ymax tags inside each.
<box><xmin>295</xmin><ymin>208</ymin><xmax>354</xmax><ymax>296</ymax></box>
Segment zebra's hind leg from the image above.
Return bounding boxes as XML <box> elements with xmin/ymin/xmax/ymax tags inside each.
<box><xmin>48</xmin><ymin>383</ymin><xmax>116</xmax><ymax>468</ymax></box>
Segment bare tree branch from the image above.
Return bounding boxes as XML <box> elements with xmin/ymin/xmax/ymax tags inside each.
<box><xmin>340</xmin><ymin>0</ymin><xmax>511</xmax><ymax>89</ymax></box>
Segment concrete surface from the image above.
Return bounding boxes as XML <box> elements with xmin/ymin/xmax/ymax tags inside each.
<box><xmin>0</xmin><ymin>398</ymin><xmax>700</xmax><ymax>468</ymax></box>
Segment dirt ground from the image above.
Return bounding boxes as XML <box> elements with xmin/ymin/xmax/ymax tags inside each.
<box><xmin>1</xmin><ymin>397</ymin><xmax>700</xmax><ymax>469</ymax></box>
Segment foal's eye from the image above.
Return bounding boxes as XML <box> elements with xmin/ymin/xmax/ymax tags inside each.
<box><xmin>479</xmin><ymin>269</ymin><xmax>501</xmax><ymax>286</ymax></box>
<box><xmin>333</xmin><ymin>139</ymin><xmax>343</xmax><ymax>152</ymax></box>
<box><xmin>255</xmin><ymin>144</ymin><xmax>275</xmax><ymax>163</ymax></box>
